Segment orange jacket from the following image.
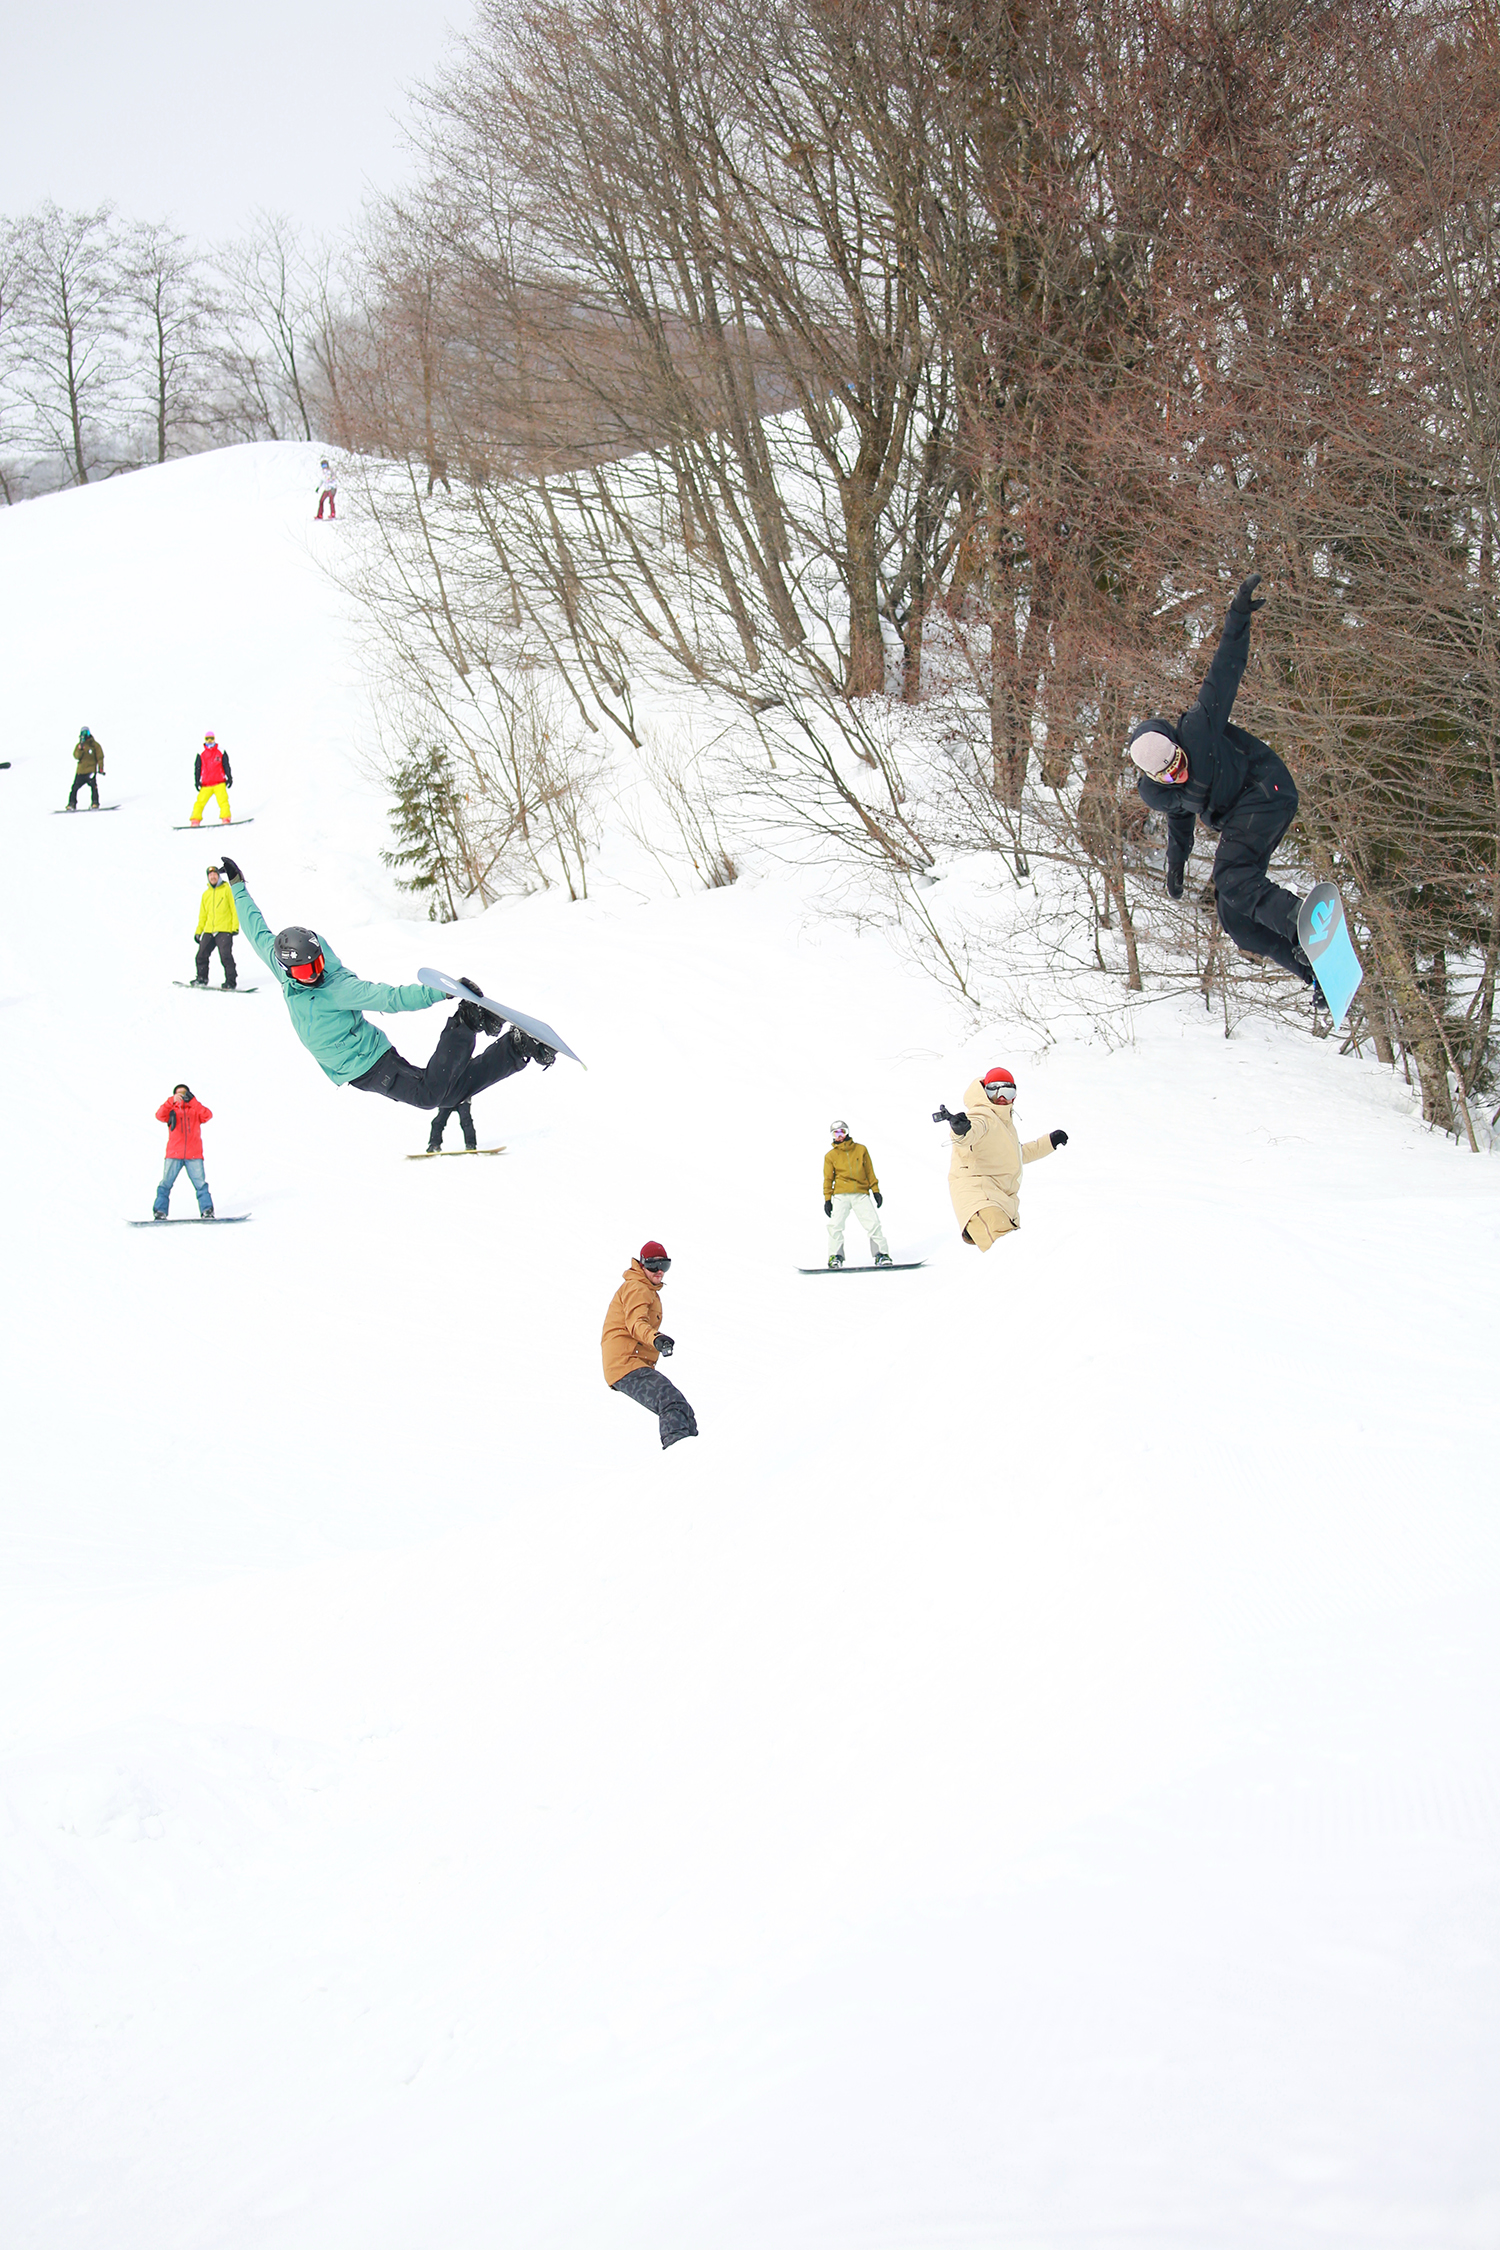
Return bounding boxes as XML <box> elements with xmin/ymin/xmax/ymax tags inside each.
<box><xmin>157</xmin><ymin>1095</ymin><xmax>212</xmax><ymax>1159</ymax></box>
<box><xmin>602</xmin><ymin>1261</ymin><xmax>664</xmax><ymax>1386</ymax></box>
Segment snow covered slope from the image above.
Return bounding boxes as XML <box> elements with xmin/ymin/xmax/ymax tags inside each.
<box><xmin>1</xmin><ymin>445</ymin><xmax>1497</xmax><ymax>2249</ymax></box>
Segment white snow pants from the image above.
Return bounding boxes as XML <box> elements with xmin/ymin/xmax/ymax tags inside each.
<box><xmin>827</xmin><ymin>1192</ymin><xmax>889</xmax><ymax>1259</ymax></box>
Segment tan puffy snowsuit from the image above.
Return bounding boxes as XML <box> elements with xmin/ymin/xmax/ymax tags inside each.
<box><xmin>947</xmin><ymin>1078</ymin><xmax>1053</xmax><ymax>1249</ymax></box>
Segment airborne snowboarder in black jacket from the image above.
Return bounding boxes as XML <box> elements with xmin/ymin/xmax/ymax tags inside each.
<box><xmin>1128</xmin><ymin>574</ymin><xmax>1315</xmax><ymax>991</ymax></box>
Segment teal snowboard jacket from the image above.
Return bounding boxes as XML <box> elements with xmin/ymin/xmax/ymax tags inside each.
<box><xmin>233</xmin><ymin>881</ymin><xmax>447</xmax><ymax>1085</ymax></box>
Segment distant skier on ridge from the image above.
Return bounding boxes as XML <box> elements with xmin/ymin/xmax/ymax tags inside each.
<box><xmin>1127</xmin><ymin>573</ymin><xmax>1320</xmax><ymax>995</ymax></box>
<box><xmin>217</xmin><ymin>857</ymin><xmax>554</xmax><ymax>1116</ymax></box>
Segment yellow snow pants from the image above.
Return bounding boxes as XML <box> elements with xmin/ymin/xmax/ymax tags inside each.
<box><xmin>190</xmin><ymin>786</ymin><xmax>231</xmax><ymax>823</ymax></box>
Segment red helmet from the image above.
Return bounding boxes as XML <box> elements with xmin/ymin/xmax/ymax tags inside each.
<box><xmin>981</xmin><ymin>1067</ymin><xmax>1017</xmax><ymax>1102</ymax></box>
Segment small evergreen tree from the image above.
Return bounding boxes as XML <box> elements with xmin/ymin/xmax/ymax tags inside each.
<box><xmin>382</xmin><ymin>744</ymin><xmax>465</xmax><ymax>920</ymax></box>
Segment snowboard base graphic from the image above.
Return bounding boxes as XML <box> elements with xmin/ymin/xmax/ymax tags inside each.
<box><xmin>799</xmin><ymin>1261</ymin><xmax>927</xmax><ymax>1274</ymax></box>
<box><xmin>1296</xmin><ymin>883</ymin><xmax>1363</xmax><ymax>1029</ymax></box>
<box><xmin>129</xmin><ymin>1214</ymin><xmax>251</xmax><ymax>1227</ymax></box>
<box><xmin>174</xmin><ymin>981</ymin><xmax>258</xmax><ymax>994</ymax></box>
<box><xmin>406</xmin><ymin>1147</ymin><xmax>507</xmax><ymax>1159</ymax></box>
<box><xmin>172</xmin><ymin>818</ymin><xmax>255</xmax><ymax>830</ymax></box>
<box><xmin>417</xmin><ymin>968</ymin><xmax>585</xmax><ymax>1066</ymax></box>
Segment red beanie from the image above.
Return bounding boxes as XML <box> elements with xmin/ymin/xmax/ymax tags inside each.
<box><xmin>639</xmin><ymin>1240</ymin><xmax>668</xmax><ymax>1263</ymax></box>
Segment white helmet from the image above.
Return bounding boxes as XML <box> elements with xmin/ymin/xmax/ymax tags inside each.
<box><xmin>829</xmin><ymin>1119</ymin><xmax>849</xmax><ymax>1140</ymax></box>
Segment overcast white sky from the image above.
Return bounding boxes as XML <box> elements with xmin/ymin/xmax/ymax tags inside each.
<box><xmin>1</xmin><ymin>0</ymin><xmax>472</xmax><ymax>242</ymax></box>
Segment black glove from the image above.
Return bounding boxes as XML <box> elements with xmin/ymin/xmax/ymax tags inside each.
<box><xmin>949</xmin><ymin>1111</ymin><xmax>971</xmax><ymax>1137</ymax></box>
<box><xmin>653</xmin><ymin>1333</ymin><xmax>674</xmax><ymax>1356</ymax></box>
<box><xmin>933</xmin><ymin>1104</ymin><xmax>970</xmax><ymax>1132</ymax></box>
<box><xmin>1051</xmin><ymin>1129</ymin><xmax>1068</xmax><ymax>1148</ymax></box>
<box><xmin>1231</xmin><ymin>571</ymin><xmax>1265</xmax><ymax>614</ymax></box>
<box><xmin>873</xmin><ymin>1191</ymin><xmax>883</xmax><ymax>1207</ymax></box>
<box><xmin>1166</xmin><ymin>857</ymin><xmax>1185</xmax><ymax>900</ymax></box>
<box><xmin>219</xmin><ymin>857</ymin><xmax>243</xmax><ymax>883</ymax></box>
<box><xmin>824</xmin><ymin>1199</ymin><xmax>833</xmax><ymax>1217</ymax></box>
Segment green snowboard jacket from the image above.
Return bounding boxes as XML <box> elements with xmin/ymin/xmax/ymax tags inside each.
<box><xmin>233</xmin><ymin>881</ymin><xmax>447</xmax><ymax>1085</ymax></box>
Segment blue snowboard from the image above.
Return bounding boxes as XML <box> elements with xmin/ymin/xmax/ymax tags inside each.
<box><xmin>1296</xmin><ymin>883</ymin><xmax>1363</xmax><ymax>1029</ymax></box>
<box><xmin>417</xmin><ymin>968</ymin><xmax>585</xmax><ymax>1066</ymax></box>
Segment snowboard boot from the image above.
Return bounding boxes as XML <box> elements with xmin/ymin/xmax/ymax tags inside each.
<box><xmin>510</xmin><ymin>1027</ymin><xmax>556</xmax><ymax>1068</ymax></box>
<box><xmin>454</xmin><ymin>977</ymin><xmax>506</xmax><ymax>1036</ymax></box>
<box><xmin>827</xmin><ymin>1251</ymin><xmax>844</xmax><ymax>1269</ymax></box>
<box><xmin>152</xmin><ymin>1209</ymin><xmax>167</xmax><ymax>1221</ymax></box>
<box><xmin>425</xmin><ymin>1128</ymin><xmax>444</xmax><ymax>1154</ymax></box>
<box><xmin>200</xmin><ymin>1207</ymin><xmax>216</xmax><ymax>1221</ymax></box>
<box><xmin>874</xmin><ymin>1251</ymin><xmax>893</xmax><ymax>1266</ymax></box>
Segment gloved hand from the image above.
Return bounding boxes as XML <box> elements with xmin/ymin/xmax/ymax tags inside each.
<box><xmin>1051</xmin><ymin>1129</ymin><xmax>1069</xmax><ymax>1148</ymax></box>
<box><xmin>824</xmin><ymin>1199</ymin><xmax>833</xmax><ymax>1217</ymax></box>
<box><xmin>1231</xmin><ymin>571</ymin><xmax>1265</xmax><ymax>614</ymax></box>
<box><xmin>1166</xmin><ymin>858</ymin><xmax>1185</xmax><ymax>900</ymax></box>
<box><xmin>218</xmin><ymin>857</ymin><xmax>243</xmax><ymax>883</ymax></box>
<box><xmin>653</xmin><ymin>1333</ymin><xmax>675</xmax><ymax>1357</ymax></box>
<box><xmin>873</xmin><ymin>1191</ymin><xmax>883</xmax><ymax>1207</ymax></box>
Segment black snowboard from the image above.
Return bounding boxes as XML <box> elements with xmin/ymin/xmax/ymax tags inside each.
<box><xmin>172</xmin><ymin>818</ymin><xmax>254</xmax><ymax>831</ymax></box>
<box><xmin>173</xmin><ymin>981</ymin><xmax>258</xmax><ymax>994</ymax></box>
<box><xmin>128</xmin><ymin>1214</ymin><xmax>251</xmax><ymax>1227</ymax></box>
<box><xmin>55</xmin><ymin>804</ymin><xmax>122</xmax><ymax>813</ymax></box>
<box><xmin>799</xmin><ymin>1261</ymin><xmax>927</xmax><ymax>1274</ymax></box>
<box><xmin>406</xmin><ymin>1147</ymin><xmax>507</xmax><ymax>1159</ymax></box>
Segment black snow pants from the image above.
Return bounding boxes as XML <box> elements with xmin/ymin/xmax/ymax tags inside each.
<box><xmin>1211</xmin><ymin>753</ymin><xmax>1309</xmax><ymax>981</ymax></box>
<box><xmin>67</xmin><ymin>770</ymin><xmax>99</xmax><ymax>807</ymax></box>
<box><xmin>195</xmin><ymin>932</ymin><xmax>237</xmax><ymax>987</ymax></box>
<box><xmin>612</xmin><ymin>1367</ymin><xmax>699</xmax><ymax>1450</ymax></box>
<box><xmin>349</xmin><ymin>1014</ymin><xmax>526</xmax><ymax>1112</ymax></box>
<box><xmin>427</xmin><ymin>1099</ymin><xmax>477</xmax><ymax>1151</ymax></box>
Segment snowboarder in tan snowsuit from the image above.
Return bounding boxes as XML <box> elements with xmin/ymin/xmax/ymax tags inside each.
<box><xmin>933</xmin><ymin>1068</ymin><xmax>1068</xmax><ymax>1249</ymax></box>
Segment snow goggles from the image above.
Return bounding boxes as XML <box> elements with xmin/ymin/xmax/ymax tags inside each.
<box><xmin>286</xmin><ymin>952</ymin><xmax>325</xmax><ymax>985</ymax></box>
<box><xmin>641</xmin><ymin>1257</ymin><xmax>671</xmax><ymax>1275</ymax></box>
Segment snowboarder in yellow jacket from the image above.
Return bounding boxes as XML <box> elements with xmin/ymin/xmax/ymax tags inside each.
<box><xmin>66</xmin><ymin>727</ymin><xmax>104</xmax><ymax>809</ymax></box>
<box><xmin>192</xmin><ymin>865</ymin><xmax>240</xmax><ymax>988</ymax></box>
<box><xmin>822</xmin><ymin>1120</ymin><xmax>891</xmax><ymax>1268</ymax></box>
<box><xmin>933</xmin><ymin>1069</ymin><xmax>1068</xmax><ymax>1249</ymax></box>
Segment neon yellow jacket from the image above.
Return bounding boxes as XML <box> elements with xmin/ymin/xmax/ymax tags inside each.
<box><xmin>196</xmin><ymin>880</ymin><xmax>239</xmax><ymax>935</ymax></box>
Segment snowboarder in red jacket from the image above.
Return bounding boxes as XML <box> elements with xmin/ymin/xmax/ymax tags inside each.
<box><xmin>190</xmin><ymin>733</ymin><xmax>234</xmax><ymax>825</ymax></box>
<box><xmin>152</xmin><ymin>1085</ymin><xmax>216</xmax><ymax>1219</ymax></box>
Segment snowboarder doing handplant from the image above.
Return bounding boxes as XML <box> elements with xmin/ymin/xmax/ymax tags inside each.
<box><xmin>189</xmin><ymin>732</ymin><xmax>233</xmax><ymax>826</ymax></box>
<box><xmin>66</xmin><ymin>727</ymin><xmax>104</xmax><ymax>809</ymax></box>
<box><xmin>427</xmin><ymin>1100</ymin><xmax>477</xmax><ymax>1153</ymax></box>
<box><xmin>602</xmin><ymin>1242</ymin><xmax>698</xmax><ymax>1451</ymax></box>
<box><xmin>1128</xmin><ymin>574</ymin><xmax>1318</xmax><ymax>994</ymax></box>
<box><xmin>192</xmin><ymin>864</ymin><xmax>238</xmax><ymax>987</ymax></box>
<box><xmin>933</xmin><ymin>1068</ymin><xmax>1068</xmax><ymax>1250</ymax></box>
<box><xmin>153</xmin><ymin>1085</ymin><xmax>216</xmax><ymax>1219</ymax></box>
<box><xmin>823</xmin><ymin>1119</ymin><xmax>891</xmax><ymax>1268</ymax></box>
<box><xmin>220</xmin><ymin>858</ymin><xmax>555</xmax><ymax>1115</ymax></box>
<box><xmin>315</xmin><ymin>459</ymin><xmax>337</xmax><ymax>520</ymax></box>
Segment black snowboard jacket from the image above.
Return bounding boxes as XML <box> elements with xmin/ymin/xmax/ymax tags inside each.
<box><xmin>1135</xmin><ymin>602</ymin><xmax>1275</xmax><ymax>871</ymax></box>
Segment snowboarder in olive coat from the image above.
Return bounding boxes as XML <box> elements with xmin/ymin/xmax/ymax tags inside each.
<box><xmin>1128</xmin><ymin>574</ymin><xmax>1315</xmax><ymax>989</ymax></box>
<box><xmin>602</xmin><ymin>1242</ymin><xmax>698</xmax><ymax>1450</ymax></box>
<box><xmin>219</xmin><ymin>858</ymin><xmax>555</xmax><ymax>1114</ymax></box>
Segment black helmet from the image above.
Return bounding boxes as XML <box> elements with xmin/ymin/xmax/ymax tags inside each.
<box><xmin>274</xmin><ymin>925</ymin><xmax>326</xmax><ymax>986</ymax></box>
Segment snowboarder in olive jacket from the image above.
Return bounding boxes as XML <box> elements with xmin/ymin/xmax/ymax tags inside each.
<box><xmin>822</xmin><ymin>1120</ymin><xmax>891</xmax><ymax>1267</ymax></box>
<box><xmin>67</xmin><ymin>728</ymin><xmax>104</xmax><ymax>809</ymax></box>
<box><xmin>933</xmin><ymin>1068</ymin><xmax>1068</xmax><ymax>1249</ymax></box>
<box><xmin>220</xmin><ymin>858</ymin><xmax>554</xmax><ymax>1113</ymax></box>
<box><xmin>602</xmin><ymin>1242</ymin><xmax>698</xmax><ymax>1449</ymax></box>
<box><xmin>1128</xmin><ymin>574</ymin><xmax>1314</xmax><ymax>988</ymax></box>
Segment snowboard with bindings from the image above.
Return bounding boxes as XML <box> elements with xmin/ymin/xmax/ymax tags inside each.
<box><xmin>128</xmin><ymin>1214</ymin><xmax>251</xmax><ymax>1227</ymax></box>
<box><xmin>406</xmin><ymin>1146</ymin><xmax>507</xmax><ymax>1160</ymax></box>
<box><xmin>172</xmin><ymin>818</ymin><xmax>255</xmax><ymax>830</ymax></box>
<box><xmin>417</xmin><ymin>967</ymin><xmax>585</xmax><ymax>1066</ymax></box>
<box><xmin>55</xmin><ymin>804</ymin><xmax>122</xmax><ymax>813</ymax></box>
<box><xmin>1296</xmin><ymin>883</ymin><xmax>1364</xmax><ymax>1029</ymax></box>
<box><xmin>799</xmin><ymin>1261</ymin><xmax>927</xmax><ymax>1274</ymax></box>
<box><xmin>174</xmin><ymin>981</ymin><xmax>258</xmax><ymax>994</ymax></box>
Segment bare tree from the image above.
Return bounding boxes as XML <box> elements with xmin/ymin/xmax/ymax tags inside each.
<box><xmin>124</xmin><ymin>220</ymin><xmax>221</xmax><ymax>463</ymax></box>
<box><xmin>11</xmin><ymin>203</ymin><xmax>128</xmax><ymax>485</ymax></box>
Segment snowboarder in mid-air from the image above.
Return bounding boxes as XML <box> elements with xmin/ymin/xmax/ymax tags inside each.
<box><xmin>219</xmin><ymin>858</ymin><xmax>554</xmax><ymax>1115</ymax></box>
<box><xmin>192</xmin><ymin>864</ymin><xmax>238</xmax><ymax>987</ymax></box>
<box><xmin>153</xmin><ymin>1085</ymin><xmax>216</xmax><ymax>1219</ymax></box>
<box><xmin>66</xmin><ymin>727</ymin><xmax>104</xmax><ymax>809</ymax></box>
<box><xmin>933</xmin><ymin>1068</ymin><xmax>1068</xmax><ymax>1250</ymax></box>
<box><xmin>189</xmin><ymin>732</ymin><xmax>233</xmax><ymax>826</ymax></box>
<box><xmin>1128</xmin><ymin>574</ymin><xmax>1319</xmax><ymax>996</ymax></box>
<box><xmin>822</xmin><ymin>1119</ymin><xmax>892</xmax><ymax>1268</ymax></box>
<box><xmin>602</xmin><ymin>1242</ymin><xmax>698</xmax><ymax>1451</ymax></box>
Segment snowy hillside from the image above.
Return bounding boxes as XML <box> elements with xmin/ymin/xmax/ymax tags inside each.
<box><xmin>1</xmin><ymin>444</ymin><xmax>1497</xmax><ymax>2249</ymax></box>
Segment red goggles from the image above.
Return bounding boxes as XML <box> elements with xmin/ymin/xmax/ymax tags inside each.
<box><xmin>287</xmin><ymin>953</ymin><xmax>325</xmax><ymax>985</ymax></box>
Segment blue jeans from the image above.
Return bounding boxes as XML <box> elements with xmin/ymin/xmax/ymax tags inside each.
<box><xmin>155</xmin><ymin>1157</ymin><xmax>212</xmax><ymax>1215</ymax></box>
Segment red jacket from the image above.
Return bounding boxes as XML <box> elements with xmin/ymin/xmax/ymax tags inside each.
<box><xmin>195</xmin><ymin>742</ymin><xmax>229</xmax><ymax>787</ymax></box>
<box><xmin>157</xmin><ymin>1096</ymin><xmax>212</xmax><ymax>1158</ymax></box>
